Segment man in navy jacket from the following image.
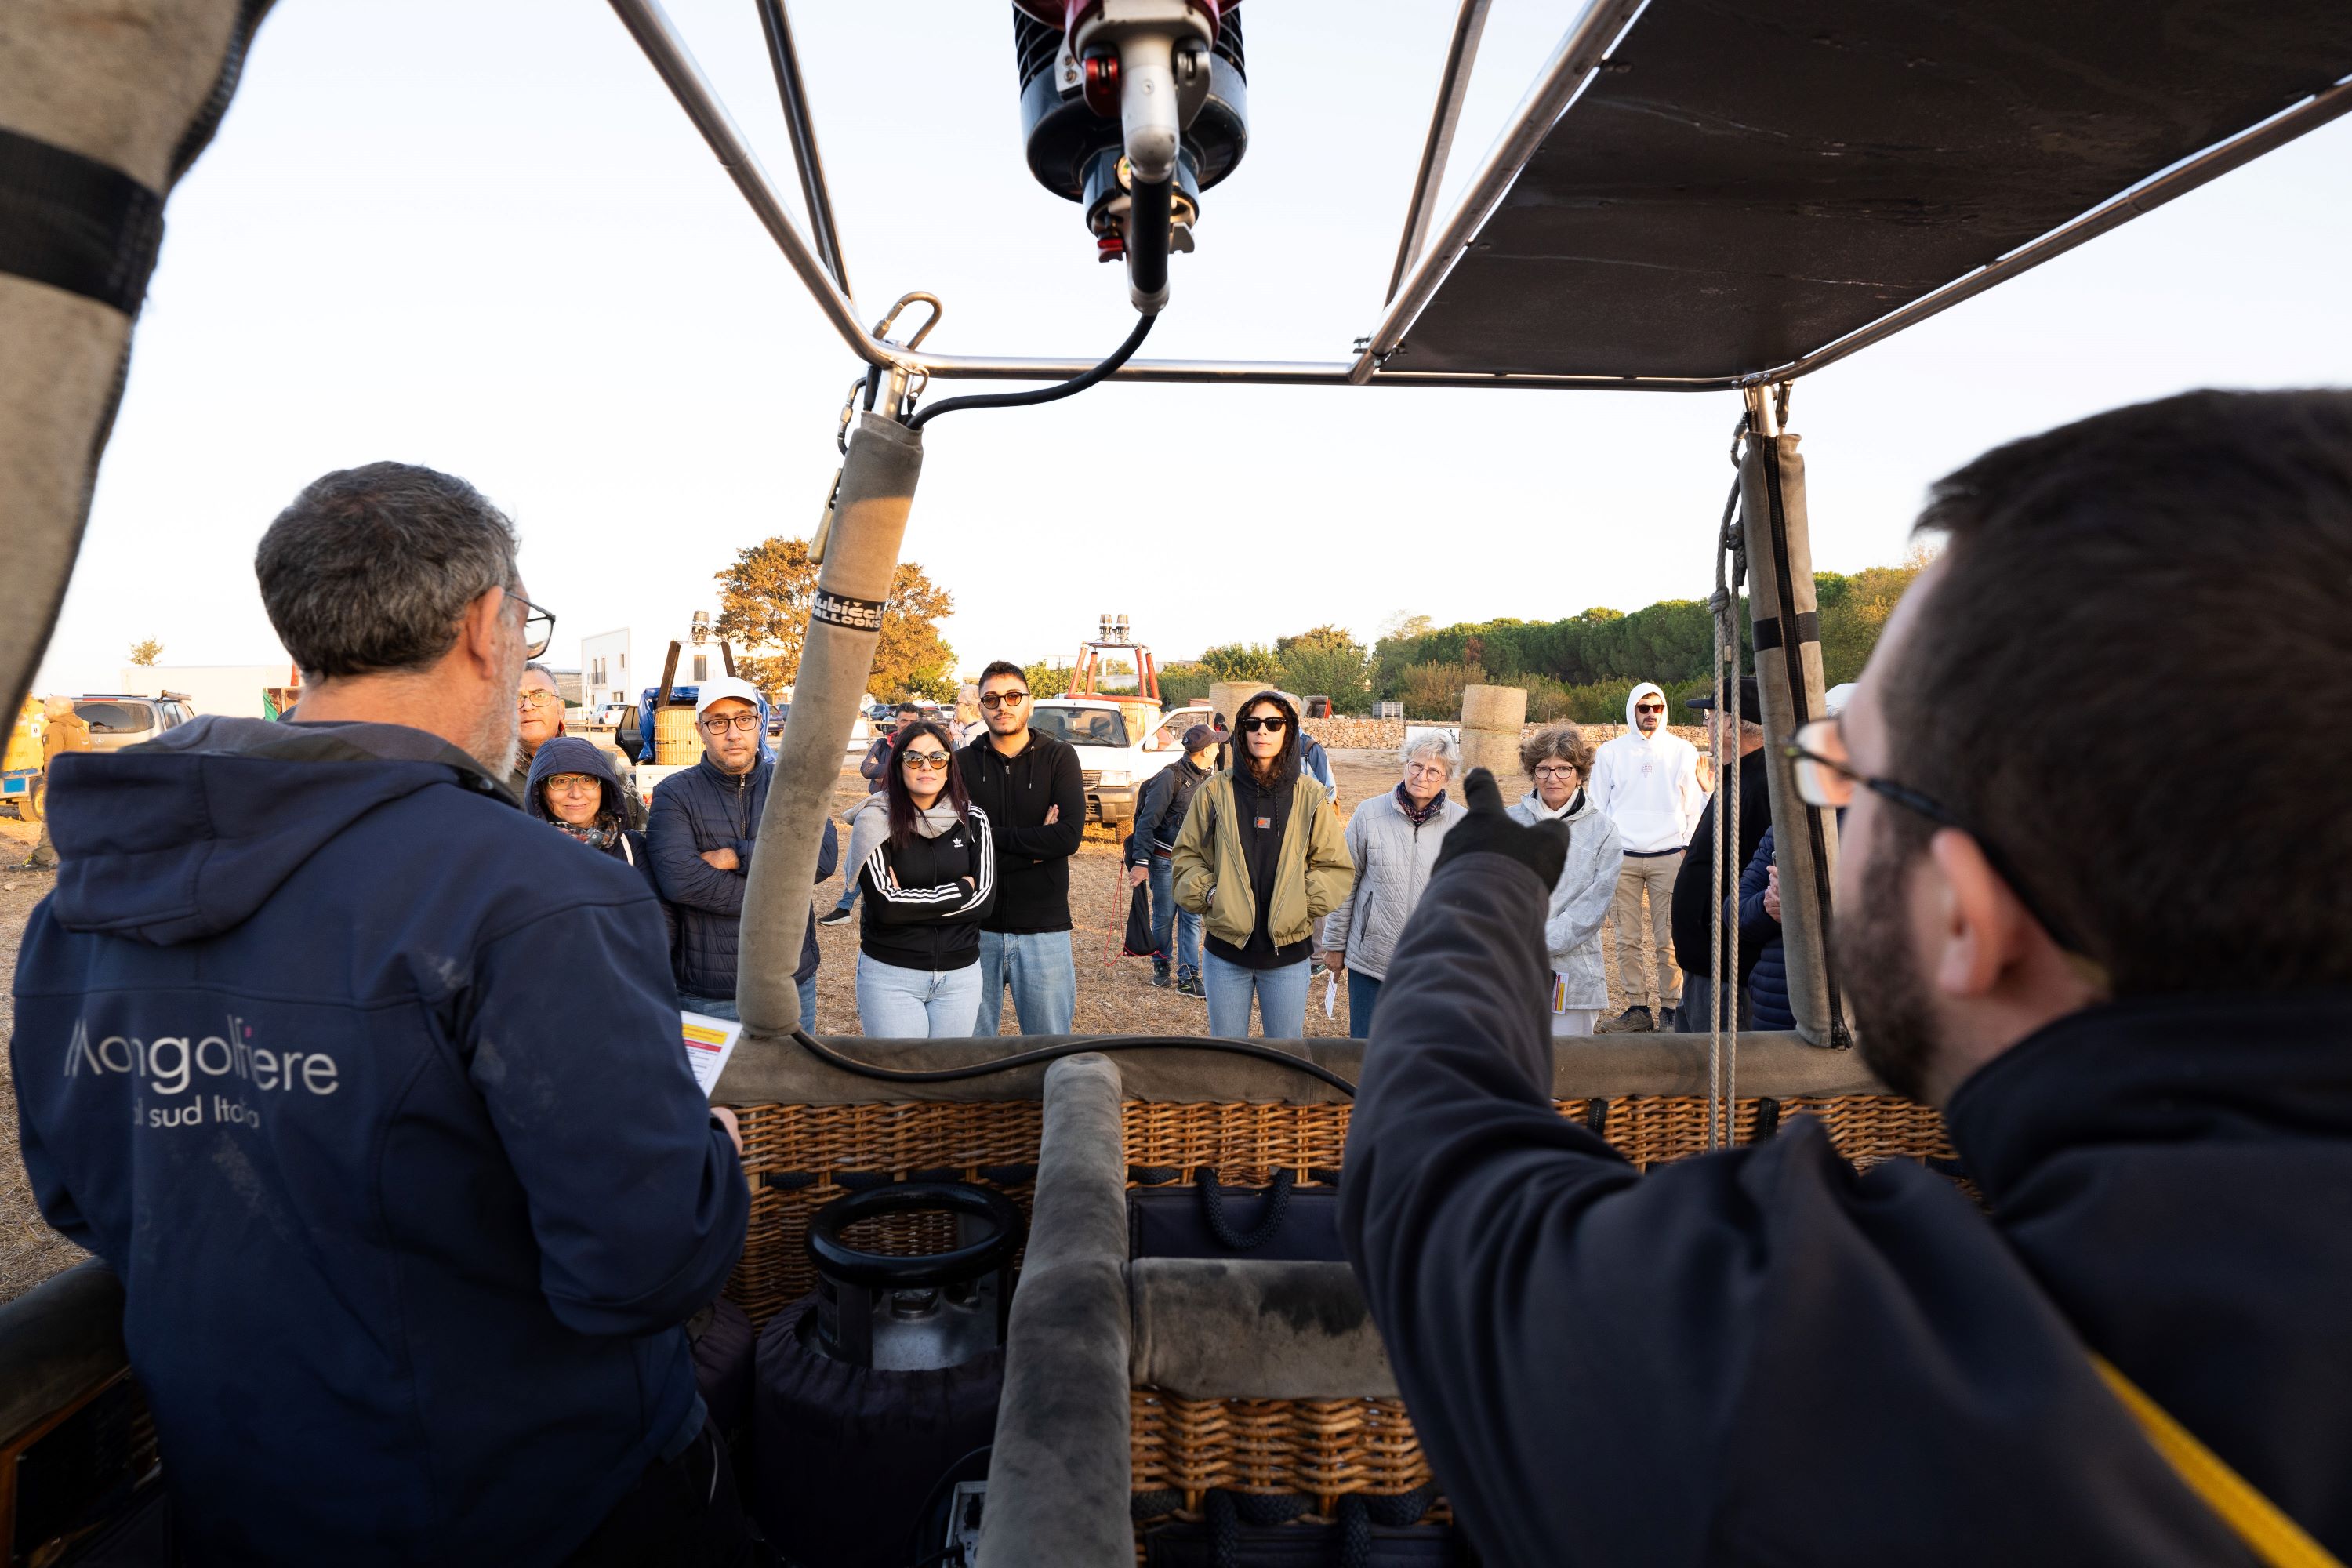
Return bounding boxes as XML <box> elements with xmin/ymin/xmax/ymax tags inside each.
<box><xmin>1341</xmin><ymin>392</ymin><xmax>2352</xmax><ymax>1564</ymax></box>
<box><xmin>648</xmin><ymin>674</ymin><xmax>837</xmax><ymax>1025</ymax></box>
<box><xmin>12</xmin><ymin>463</ymin><xmax>757</xmax><ymax>1566</ymax></box>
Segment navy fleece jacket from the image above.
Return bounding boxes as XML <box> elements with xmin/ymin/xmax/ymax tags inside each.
<box><xmin>10</xmin><ymin>717</ymin><xmax>748</xmax><ymax>1567</ymax></box>
<box><xmin>1338</xmin><ymin>848</ymin><xmax>2352</xmax><ymax>1564</ymax></box>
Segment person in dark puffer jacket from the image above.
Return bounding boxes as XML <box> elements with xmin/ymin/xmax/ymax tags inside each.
<box><xmin>648</xmin><ymin>677</ymin><xmax>836</xmax><ymax>1025</ymax></box>
<box><xmin>845</xmin><ymin>720</ymin><xmax>996</xmax><ymax>1036</ymax></box>
<box><xmin>1736</xmin><ymin>825</ymin><xmax>1792</xmax><ymax>1031</ymax></box>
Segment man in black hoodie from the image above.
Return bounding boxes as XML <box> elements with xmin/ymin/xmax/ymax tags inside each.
<box><xmin>1670</xmin><ymin>673</ymin><xmax>1772</xmax><ymax>1033</ymax></box>
<box><xmin>1340</xmin><ymin>390</ymin><xmax>2352</xmax><ymax>1564</ymax></box>
<box><xmin>958</xmin><ymin>660</ymin><xmax>1086</xmax><ymax>1034</ymax></box>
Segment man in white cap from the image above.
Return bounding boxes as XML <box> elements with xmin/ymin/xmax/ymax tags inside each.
<box><xmin>648</xmin><ymin>674</ymin><xmax>837</xmax><ymax>1022</ymax></box>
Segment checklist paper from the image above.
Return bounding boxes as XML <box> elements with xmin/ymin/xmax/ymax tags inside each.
<box><xmin>681</xmin><ymin>1011</ymin><xmax>744</xmax><ymax>1098</ymax></box>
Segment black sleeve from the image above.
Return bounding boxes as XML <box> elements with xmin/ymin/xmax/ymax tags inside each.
<box><xmin>1128</xmin><ymin>770</ymin><xmax>1173</xmax><ymax>865</ymax></box>
<box><xmin>864</xmin><ymin>817</ymin><xmax>996</xmax><ymax>926</ymax></box>
<box><xmin>815</xmin><ymin>815</ymin><xmax>840</xmax><ymax>886</ymax></box>
<box><xmin>992</xmin><ymin>743</ymin><xmax>1087</xmax><ymax>862</ymax></box>
<box><xmin>1336</xmin><ymin>851</ymin><xmax>2214</xmax><ymax>1564</ymax></box>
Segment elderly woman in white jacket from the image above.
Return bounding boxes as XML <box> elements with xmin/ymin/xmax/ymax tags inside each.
<box><xmin>1319</xmin><ymin>732</ymin><xmax>1467</xmax><ymax>1037</ymax></box>
<box><xmin>1508</xmin><ymin>723</ymin><xmax>1623</xmax><ymax>1036</ymax></box>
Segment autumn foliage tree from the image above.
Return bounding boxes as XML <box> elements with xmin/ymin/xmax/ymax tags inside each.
<box><xmin>713</xmin><ymin>538</ymin><xmax>958</xmax><ymax>703</ymax></box>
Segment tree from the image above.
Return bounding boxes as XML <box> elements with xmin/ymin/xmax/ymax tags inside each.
<box><xmin>870</xmin><ymin>561</ymin><xmax>958</xmax><ymax>702</ymax></box>
<box><xmin>1817</xmin><ymin>545</ymin><xmax>1933</xmax><ymax>684</ymax></box>
<box><xmin>713</xmin><ymin>538</ymin><xmax>818</xmax><ymax>695</ymax></box>
<box><xmin>713</xmin><ymin>539</ymin><xmax>957</xmax><ymax>702</ymax></box>
<box><xmin>1274</xmin><ymin>626</ymin><xmax>1373</xmax><ymax>715</ymax></box>
<box><xmin>128</xmin><ymin>638</ymin><xmax>162</xmax><ymax>666</ymax></box>
<box><xmin>1200</xmin><ymin>642</ymin><xmax>1279</xmax><ymax>684</ymax></box>
<box><xmin>1377</xmin><ymin>610</ymin><xmax>1434</xmax><ymax>644</ymax></box>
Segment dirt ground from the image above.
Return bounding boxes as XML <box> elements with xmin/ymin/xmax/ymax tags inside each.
<box><xmin>0</xmin><ymin>815</ymin><xmax>87</xmax><ymax>1304</ymax></box>
<box><xmin>1</xmin><ymin>749</ymin><xmax>1664</xmax><ymax>1305</ymax></box>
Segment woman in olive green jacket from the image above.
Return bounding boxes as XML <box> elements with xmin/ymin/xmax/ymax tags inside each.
<box><xmin>1171</xmin><ymin>690</ymin><xmax>1354</xmax><ymax>1038</ymax></box>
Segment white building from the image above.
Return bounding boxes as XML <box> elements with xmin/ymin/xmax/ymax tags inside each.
<box><xmin>579</xmin><ymin>612</ymin><xmax>731</xmax><ymax>710</ymax></box>
<box><xmin>112</xmin><ymin>664</ymin><xmax>297</xmax><ymax>720</ymax></box>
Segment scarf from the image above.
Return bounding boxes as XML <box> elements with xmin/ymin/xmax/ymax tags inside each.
<box><xmin>1396</xmin><ymin>782</ymin><xmax>1448</xmax><ymax>826</ymax></box>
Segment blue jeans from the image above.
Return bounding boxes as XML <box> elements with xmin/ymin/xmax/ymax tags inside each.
<box><xmin>1203</xmin><ymin>952</ymin><xmax>1312</xmax><ymax>1040</ymax></box>
<box><xmin>971</xmin><ymin>930</ymin><xmax>1076</xmax><ymax>1036</ymax></box>
<box><xmin>1346</xmin><ymin>969</ymin><xmax>1382</xmax><ymax>1040</ymax></box>
<box><xmin>831</xmin><ymin>880</ymin><xmax>861</xmax><ymax>916</ymax></box>
<box><xmin>855</xmin><ymin>953</ymin><xmax>982</xmax><ymax>1038</ymax></box>
<box><xmin>678</xmin><ymin>975</ymin><xmax>818</xmax><ymax>1029</ymax></box>
<box><xmin>1147</xmin><ymin>855</ymin><xmax>1201</xmax><ymax>979</ymax></box>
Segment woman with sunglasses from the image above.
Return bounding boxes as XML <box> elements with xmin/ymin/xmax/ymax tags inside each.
<box><xmin>1172</xmin><ymin>691</ymin><xmax>1354</xmax><ymax>1039</ymax></box>
<box><xmin>842</xmin><ymin>720</ymin><xmax>997</xmax><ymax>1036</ymax></box>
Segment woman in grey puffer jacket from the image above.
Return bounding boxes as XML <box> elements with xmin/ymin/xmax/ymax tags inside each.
<box><xmin>1508</xmin><ymin>724</ymin><xmax>1622</xmax><ymax>1036</ymax></box>
<box><xmin>1320</xmin><ymin>733</ymin><xmax>1466</xmax><ymax>1037</ymax></box>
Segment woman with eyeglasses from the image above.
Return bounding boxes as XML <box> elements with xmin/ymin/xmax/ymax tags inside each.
<box><xmin>1319</xmin><ymin>732</ymin><xmax>1466</xmax><ymax>1038</ymax></box>
<box><xmin>524</xmin><ymin>738</ymin><xmax>670</xmax><ymax>960</ymax></box>
<box><xmin>1506</xmin><ymin>724</ymin><xmax>1623</xmax><ymax>1036</ymax></box>
<box><xmin>842</xmin><ymin>720</ymin><xmax>997</xmax><ymax>1036</ymax></box>
<box><xmin>1172</xmin><ymin>690</ymin><xmax>1354</xmax><ymax>1039</ymax></box>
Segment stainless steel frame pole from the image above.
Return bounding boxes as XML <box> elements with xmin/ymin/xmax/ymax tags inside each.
<box><xmin>1384</xmin><ymin>0</ymin><xmax>1494</xmax><ymax>304</ymax></box>
<box><xmin>734</xmin><ymin>412</ymin><xmax>924</xmax><ymax>1036</ymax></box>
<box><xmin>1737</xmin><ymin>388</ymin><xmax>1846</xmax><ymax>1049</ymax></box>
<box><xmin>750</xmin><ymin>0</ymin><xmax>851</xmax><ymax>299</ymax></box>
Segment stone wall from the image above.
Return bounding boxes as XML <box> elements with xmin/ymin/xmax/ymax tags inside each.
<box><xmin>1305</xmin><ymin>717</ymin><xmax>1710</xmax><ymax>752</ymax></box>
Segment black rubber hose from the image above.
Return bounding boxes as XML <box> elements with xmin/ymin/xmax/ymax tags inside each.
<box><xmin>790</xmin><ymin>1027</ymin><xmax>1356</xmax><ymax>1098</ymax></box>
<box><xmin>1126</xmin><ymin>176</ymin><xmax>1173</xmax><ymax>305</ymax></box>
<box><xmin>904</xmin><ymin>313</ymin><xmax>1153</xmax><ymax>430</ymax></box>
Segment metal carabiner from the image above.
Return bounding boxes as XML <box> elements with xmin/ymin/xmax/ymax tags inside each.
<box><xmin>869</xmin><ymin>291</ymin><xmax>943</xmax><ymax>352</ymax></box>
<box><xmin>837</xmin><ymin>374</ymin><xmax>869</xmax><ymax>455</ymax></box>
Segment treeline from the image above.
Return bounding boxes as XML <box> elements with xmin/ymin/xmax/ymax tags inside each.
<box><xmin>1151</xmin><ymin>557</ymin><xmax>1923</xmax><ymax>721</ymax></box>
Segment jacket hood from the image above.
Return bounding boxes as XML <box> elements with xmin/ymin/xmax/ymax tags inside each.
<box><xmin>1232</xmin><ymin>690</ymin><xmax>1302</xmax><ymax>788</ymax></box>
<box><xmin>524</xmin><ymin>736</ymin><xmax>625</xmax><ymax>826</ymax></box>
<box><xmin>1624</xmin><ymin>682</ymin><xmax>1667</xmax><ymax>739</ymax></box>
<box><xmin>44</xmin><ymin>716</ymin><xmax>508</xmax><ymax>947</ymax></box>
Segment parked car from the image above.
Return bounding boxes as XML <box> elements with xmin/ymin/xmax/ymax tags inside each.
<box><xmin>73</xmin><ymin>694</ymin><xmax>195</xmax><ymax>753</ymax></box>
<box><xmin>1027</xmin><ymin>699</ymin><xmax>1210</xmax><ymax>827</ymax></box>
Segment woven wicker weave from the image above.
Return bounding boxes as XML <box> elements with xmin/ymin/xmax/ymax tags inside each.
<box><xmin>720</xmin><ymin>1094</ymin><xmax>1952</xmax><ymax>1324</ymax></box>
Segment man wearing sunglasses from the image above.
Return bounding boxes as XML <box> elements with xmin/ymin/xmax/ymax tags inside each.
<box><xmin>1587</xmin><ymin>681</ymin><xmax>1706</xmax><ymax>1030</ymax></box>
<box><xmin>958</xmin><ymin>659</ymin><xmax>1086</xmax><ymax>1035</ymax></box>
<box><xmin>1341</xmin><ymin>392</ymin><xmax>2352</xmax><ymax>1563</ymax></box>
<box><xmin>15</xmin><ymin>463</ymin><xmax>762</xmax><ymax>1561</ymax></box>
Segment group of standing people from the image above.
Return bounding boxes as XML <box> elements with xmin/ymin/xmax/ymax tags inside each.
<box><xmin>503</xmin><ymin>651</ymin><xmax>1798</xmax><ymax>1042</ymax></box>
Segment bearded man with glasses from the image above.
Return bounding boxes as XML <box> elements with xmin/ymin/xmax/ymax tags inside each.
<box><xmin>14</xmin><ymin>462</ymin><xmax>765</xmax><ymax>1560</ymax></box>
<box><xmin>1339</xmin><ymin>390</ymin><xmax>2352</xmax><ymax>1565</ymax></box>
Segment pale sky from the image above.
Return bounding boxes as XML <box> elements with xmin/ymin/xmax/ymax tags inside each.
<box><xmin>36</xmin><ymin>1</ymin><xmax>2352</xmax><ymax>693</ymax></box>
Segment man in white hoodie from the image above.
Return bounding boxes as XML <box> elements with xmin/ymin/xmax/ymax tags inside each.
<box><xmin>1585</xmin><ymin>681</ymin><xmax>1706</xmax><ymax>1029</ymax></box>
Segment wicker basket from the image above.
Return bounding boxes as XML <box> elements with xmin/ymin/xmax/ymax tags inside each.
<box><xmin>715</xmin><ymin>1089</ymin><xmax>1955</xmax><ymax>1556</ymax></box>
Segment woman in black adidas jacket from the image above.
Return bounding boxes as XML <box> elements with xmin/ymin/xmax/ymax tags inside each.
<box><xmin>843</xmin><ymin>720</ymin><xmax>996</xmax><ymax>1036</ymax></box>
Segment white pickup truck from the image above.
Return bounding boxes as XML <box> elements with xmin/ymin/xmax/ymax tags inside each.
<box><xmin>1027</xmin><ymin>698</ymin><xmax>1212</xmax><ymax>829</ymax></box>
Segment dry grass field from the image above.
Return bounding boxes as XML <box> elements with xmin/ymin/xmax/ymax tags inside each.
<box><xmin>1</xmin><ymin>746</ymin><xmax>1669</xmax><ymax>1305</ymax></box>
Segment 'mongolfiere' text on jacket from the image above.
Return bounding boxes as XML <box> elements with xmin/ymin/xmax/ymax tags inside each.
<box><xmin>11</xmin><ymin>716</ymin><xmax>749</xmax><ymax>1566</ymax></box>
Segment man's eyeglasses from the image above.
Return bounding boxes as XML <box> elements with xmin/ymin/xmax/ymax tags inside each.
<box><xmin>1240</xmin><ymin>716</ymin><xmax>1287</xmax><ymax>734</ymax></box>
<box><xmin>701</xmin><ymin>712</ymin><xmax>763</xmax><ymax>735</ymax></box>
<box><xmin>901</xmin><ymin>751</ymin><xmax>953</xmax><ymax>771</ymax></box>
<box><xmin>517</xmin><ymin>689</ymin><xmax>561</xmax><ymax>710</ymax></box>
<box><xmin>978</xmin><ymin>691</ymin><xmax>1029</xmax><ymax>710</ymax></box>
<box><xmin>1635</xmin><ymin>702</ymin><xmax>1665</xmax><ymax>714</ymax></box>
<box><xmin>508</xmin><ymin>591</ymin><xmax>555</xmax><ymax>660</ymax></box>
<box><xmin>1784</xmin><ymin>717</ymin><xmax>2088</xmax><ymax>959</ymax></box>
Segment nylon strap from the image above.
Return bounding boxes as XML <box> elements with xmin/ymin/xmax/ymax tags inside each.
<box><xmin>0</xmin><ymin>129</ymin><xmax>165</xmax><ymax>314</ymax></box>
<box><xmin>2092</xmin><ymin>1355</ymin><xmax>2343</xmax><ymax>1568</ymax></box>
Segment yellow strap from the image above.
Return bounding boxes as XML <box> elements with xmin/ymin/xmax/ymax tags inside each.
<box><xmin>2091</xmin><ymin>1355</ymin><xmax>2344</xmax><ymax>1568</ymax></box>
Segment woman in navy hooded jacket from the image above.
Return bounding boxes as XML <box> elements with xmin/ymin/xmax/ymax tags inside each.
<box><xmin>527</xmin><ymin>736</ymin><xmax>673</xmax><ymax>953</ymax></box>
